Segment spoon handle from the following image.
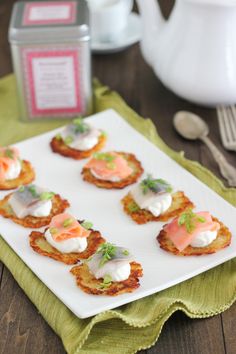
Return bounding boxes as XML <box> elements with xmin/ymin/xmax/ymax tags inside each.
<box><xmin>200</xmin><ymin>136</ymin><xmax>236</xmax><ymax>187</ymax></box>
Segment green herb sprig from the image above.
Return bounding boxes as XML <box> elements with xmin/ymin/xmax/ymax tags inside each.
<box><xmin>93</xmin><ymin>152</ymin><xmax>116</xmax><ymax>170</ymax></box>
<box><xmin>128</xmin><ymin>202</ymin><xmax>140</xmax><ymax>213</ymax></box>
<box><xmin>40</xmin><ymin>191</ymin><xmax>55</xmax><ymax>201</ymax></box>
<box><xmin>73</xmin><ymin>117</ymin><xmax>89</xmax><ymax>134</ymax></box>
<box><xmin>140</xmin><ymin>175</ymin><xmax>172</xmax><ymax>195</ymax></box>
<box><xmin>62</xmin><ymin>218</ymin><xmax>73</xmax><ymax>228</ymax></box>
<box><xmin>98</xmin><ymin>243</ymin><xmax>117</xmax><ymax>267</ymax></box>
<box><xmin>81</xmin><ymin>220</ymin><xmax>93</xmax><ymax>230</ymax></box>
<box><xmin>178</xmin><ymin>210</ymin><xmax>206</xmax><ymax>233</ymax></box>
<box><xmin>5</xmin><ymin>148</ymin><xmax>14</xmax><ymax>159</ymax></box>
<box><xmin>64</xmin><ymin>135</ymin><xmax>74</xmax><ymax>145</ymax></box>
<box><xmin>28</xmin><ymin>185</ymin><xmax>39</xmax><ymax>198</ymax></box>
<box><xmin>99</xmin><ymin>274</ymin><xmax>112</xmax><ymax>289</ymax></box>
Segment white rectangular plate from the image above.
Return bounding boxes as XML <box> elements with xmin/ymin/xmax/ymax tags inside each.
<box><xmin>0</xmin><ymin>109</ymin><xmax>235</xmax><ymax>318</ymax></box>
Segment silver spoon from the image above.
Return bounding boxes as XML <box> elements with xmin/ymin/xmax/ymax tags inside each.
<box><xmin>173</xmin><ymin>111</ymin><xmax>236</xmax><ymax>187</ymax></box>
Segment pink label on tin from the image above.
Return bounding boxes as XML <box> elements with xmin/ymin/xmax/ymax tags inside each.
<box><xmin>23</xmin><ymin>49</ymin><xmax>82</xmax><ymax>118</ymax></box>
<box><xmin>23</xmin><ymin>1</ymin><xmax>76</xmax><ymax>26</ymax></box>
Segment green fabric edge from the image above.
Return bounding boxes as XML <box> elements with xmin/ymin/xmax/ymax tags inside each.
<box><xmin>0</xmin><ymin>75</ymin><xmax>235</xmax><ymax>354</ymax></box>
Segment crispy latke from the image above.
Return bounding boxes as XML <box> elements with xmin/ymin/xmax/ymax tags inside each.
<box><xmin>50</xmin><ymin>133</ymin><xmax>106</xmax><ymax>159</ymax></box>
<box><xmin>121</xmin><ymin>191</ymin><xmax>194</xmax><ymax>224</ymax></box>
<box><xmin>0</xmin><ymin>160</ymin><xmax>35</xmax><ymax>190</ymax></box>
<box><xmin>70</xmin><ymin>261</ymin><xmax>143</xmax><ymax>295</ymax></box>
<box><xmin>82</xmin><ymin>152</ymin><xmax>144</xmax><ymax>189</ymax></box>
<box><xmin>157</xmin><ymin>216</ymin><xmax>232</xmax><ymax>256</ymax></box>
<box><xmin>29</xmin><ymin>228</ymin><xmax>106</xmax><ymax>264</ymax></box>
<box><xmin>0</xmin><ymin>194</ymin><xmax>70</xmax><ymax>228</ymax></box>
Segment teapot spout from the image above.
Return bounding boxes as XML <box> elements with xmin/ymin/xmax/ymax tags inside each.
<box><xmin>137</xmin><ymin>0</ymin><xmax>164</xmax><ymax>66</ymax></box>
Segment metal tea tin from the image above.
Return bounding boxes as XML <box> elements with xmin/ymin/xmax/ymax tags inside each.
<box><xmin>9</xmin><ymin>0</ymin><xmax>92</xmax><ymax>121</ymax></box>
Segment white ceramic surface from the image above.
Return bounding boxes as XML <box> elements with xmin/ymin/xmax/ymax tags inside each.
<box><xmin>91</xmin><ymin>13</ymin><xmax>141</xmax><ymax>54</ymax></box>
<box><xmin>0</xmin><ymin>109</ymin><xmax>235</xmax><ymax>318</ymax></box>
<box><xmin>137</xmin><ymin>0</ymin><xmax>236</xmax><ymax>106</ymax></box>
<box><xmin>88</xmin><ymin>0</ymin><xmax>133</xmax><ymax>43</ymax></box>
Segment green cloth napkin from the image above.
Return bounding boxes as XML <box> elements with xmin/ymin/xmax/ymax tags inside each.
<box><xmin>0</xmin><ymin>74</ymin><xmax>235</xmax><ymax>354</ymax></box>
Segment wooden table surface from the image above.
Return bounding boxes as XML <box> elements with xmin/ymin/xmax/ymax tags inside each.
<box><xmin>0</xmin><ymin>1</ymin><xmax>235</xmax><ymax>353</ymax></box>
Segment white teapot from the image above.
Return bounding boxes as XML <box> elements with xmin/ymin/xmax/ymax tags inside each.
<box><xmin>136</xmin><ymin>0</ymin><xmax>236</xmax><ymax>106</ymax></box>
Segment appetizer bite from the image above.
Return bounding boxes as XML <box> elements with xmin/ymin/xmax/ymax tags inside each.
<box><xmin>0</xmin><ymin>146</ymin><xmax>35</xmax><ymax>190</ymax></box>
<box><xmin>157</xmin><ymin>209</ymin><xmax>232</xmax><ymax>256</ymax></box>
<box><xmin>82</xmin><ymin>151</ymin><xmax>144</xmax><ymax>189</ymax></box>
<box><xmin>122</xmin><ymin>175</ymin><xmax>194</xmax><ymax>224</ymax></box>
<box><xmin>29</xmin><ymin>213</ymin><xmax>106</xmax><ymax>264</ymax></box>
<box><xmin>70</xmin><ymin>242</ymin><xmax>143</xmax><ymax>296</ymax></box>
<box><xmin>0</xmin><ymin>184</ymin><xmax>69</xmax><ymax>228</ymax></box>
<box><xmin>50</xmin><ymin>117</ymin><xmax>107</xmax><ymax>159</ymax></box>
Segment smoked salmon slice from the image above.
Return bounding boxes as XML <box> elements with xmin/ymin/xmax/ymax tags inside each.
<box><xmin>164</xmin><ymin>211</ymin><xmax>220</xmax><ymax>252</ymax></box>
<box><xmin>86</xmin><ymin>152</ymin><xmax>133</xmax><ymax>180</ymax></box>
<box><xmin>49</xmin><ymin>213</ymin><xmax>90</xmax><ymax>242</ymax></box>
<box><xmin>0</xmin><ymin>147</ymin><xmax>19</xmax><ymax>180</ymax></box>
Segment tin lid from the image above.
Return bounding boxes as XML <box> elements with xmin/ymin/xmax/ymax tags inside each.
<box><xmin>9</xmin><ymin>0</ymin><xmax>90</xmax><ymax>44</ymax></box>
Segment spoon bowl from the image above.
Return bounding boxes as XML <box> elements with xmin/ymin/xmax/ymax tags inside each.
<box><xmin>173</xmin><ymin>110</ymin><xmax>236</xmax><ymax>187</ymax></box>
<box><xmin>173</xmin><ymin>111</ymin><xmax>209</xmax><ymax>140</ymax></box>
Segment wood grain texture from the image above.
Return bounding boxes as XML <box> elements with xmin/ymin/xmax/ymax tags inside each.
<box><xmin>0</xmin><ymin>0</ymin><xmax>235</xmax><ymax>353</ymax></box>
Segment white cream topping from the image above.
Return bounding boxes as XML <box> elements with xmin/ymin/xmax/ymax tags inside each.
<box><xmin>8</xmin><ymin>186</ymin><xmax>53</xmax><ymax>219</ymax></box>
<box><xmin>45</xmin><ymin>229</ymin><xmax>88</xmax><ymax>253</ymax></box>
<box><xmin>90</xmin><ymin>169</ymin><xmax>122</xmax><ymax>182</ymax></box>
<box><xmin>190</xmin><ymin>230</ymin><xmax>218</xmax><ymax>248</ymax></box>
<box><xmin>131</xmin><ymin>185</ymin><xmax>172</xmax><ymax>217</ymax></box>
<box><xmin>88</xmin><ymin>258</ymin><xmax>131</xmax><ymax>282</ymax></box>
<box><xmin>5</xmin><ymin>159</ymin><xmax>21</xmax><ymax>180</ymax></box>
<box><xmin>61</xmin><ymin>124</ymin><xmax>101</xmax><ymax>151</ymax></box>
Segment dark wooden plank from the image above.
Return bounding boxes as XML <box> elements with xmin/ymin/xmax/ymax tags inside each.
<box><xmin>0</xmin><ymin>266</ymin><xmax>65</xmax><ymax>354</ymax></box>
<box><xmin>221</xmin><ymin>303</ymin><xmax>236</xmax><ymax>354</ymax></box>
<box><xmin>147</xmin><ymin>312</ymin><xmax>225</xmax><ymax>354</ymax></box>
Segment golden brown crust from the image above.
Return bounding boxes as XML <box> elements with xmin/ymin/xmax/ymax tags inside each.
<box><xmin>121</xmin><ymin>191</ymin><xmax>195</xmax><ymax>224</ymax></box>
<box><xmin>29</xmin><ymin>228</ymin><xmax>106</xmax><ymax>265</ymax></box>
<box><xmin>70</xmin><ymin>261</ymin><xmax>143</xmax><ymax>296</ymax></box>
<box><xmin>157</xmin><ymin>216</ymin><xmax>232</xmax><ymax>256</ymax></box>
<box><xmin>0</xmin><ymin>194</ymin><xmax>70</xmax><ymax>228</ymax></box>
<box><xmin>82</xmin><ymin>152</ymin><xmax>144</xmax><ymax>189</ymax></box>
<box><xmin>0</xmin><ymin>160</ymin><xmax>35</xmax><ymax>190</ymax></box>
<box><xmin>50</xmin><ymin>133</ymin><xmax>106</xmax><ymax>160</ymax></box>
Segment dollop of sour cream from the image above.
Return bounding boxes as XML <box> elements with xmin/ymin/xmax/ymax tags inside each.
<box><xmin>131</xmin><ymin>184</ymin><xmax>172</xmax><ymax>217</ymax></box>
<box><xmin>190</xmin><ymin>230</ymin><xmax>217</xmax><ymax>248</ymax></box>
<box><xmin>45</xmin><ymin>229</ymin><xmax>88</xmax><ymax>253</ymax></box>
<box><xmin>5</xmin><ymin>159</ymin><xmax>21</xmax><ymax>180</ymax></box>
<box><xmin>88</xmin><ymin>257</ymin><xmax>131</xmax><ymax>282</ymax></box>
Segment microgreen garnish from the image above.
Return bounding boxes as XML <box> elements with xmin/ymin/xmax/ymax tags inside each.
<box><xmin>18</xmin><ymin>185</ymin><xmax>25</xmax><ymax>192</ymax></box>
<box><xmin>128</xmin><ymin>202</ymin><xmax>140</xmax><ymax>213</ymax></box>
<box><xmin>101</xmin><ymin>131</ymin><xmax>107</xmax><ymax>138</ymax></box>
<box><xmin>140</xmin><ymin>175</ymin><xmax>172</xmax><ymax>195</ymax></box>
<box><xmin>122</xmin><ymin>250</ymin><xmax>129</xmax><ymax>256</ymax></box>
<box><xmin>93</xmin><ymin>152</ymin><xmax>116</xmax><ymax>170</ymax></box>
<box><xmin>178</xmin><ymin>210</ymin><xmax>206</xmax><ymax>233</ymax></box>
<box><xmin>62</xmin><ymin>218</ymin><xmax>73</xmax><ymax>228</ymax></box>
<box><xmin>55</xmin><ymin>134</ymin><xmax>62</xmax><ymax>140</ymax></box>
<box><xmin>81</xmin><ymin>221</ymin><xmax>93</xmax><ymax>230</ymax></box>
<box><xmin>73</xmin><ymin>117</ymin><xmax>89</xmax><ymax>134</ymax></box>
<box><xmin>40</xmin><ymin>191</ymin><xmax>54</xmax><ymax>201</ymax></box>
<box><xmin>5</xmin><ymin>148</ymin><xmax>14</xmax><ymax>159</ymax></box>
<box><xmin>49</xmin><ymin>227</ymin><xmax>58</xmax><ymax>235</ymax></box>
<box><xmin>98</xmin><ymin>243</ymin><xmax>117</xmax><ymax>267</ymax></box>
<box><xmin>64</xmin><ymin>135</ymin><xmax>74</xmax><ymax>145</ymax></box>
<box><xmin>99</xmin><ymin>274</ymin><xmax>112</xmax><ymax>289</ymax></box>
<box><xmin>28</xmin><ymin>185</ymin><xmax>39</xmax><ymax>198</ymax></box>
